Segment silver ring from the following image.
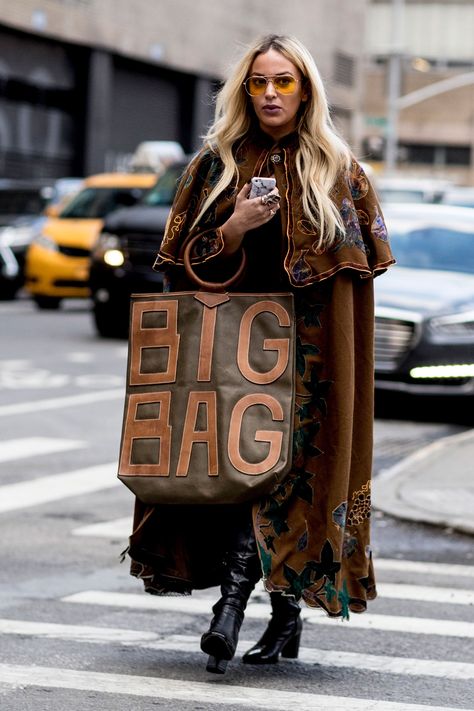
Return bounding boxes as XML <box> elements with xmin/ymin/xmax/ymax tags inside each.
<box><xmin>269</xmin><ymin>208</ymin><xmax>276</xmax><ymax>216</ymax></box>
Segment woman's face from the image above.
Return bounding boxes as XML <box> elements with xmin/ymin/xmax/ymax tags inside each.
<box><xmin>247</xmin><ymin>48</ymin><xmax>307</xmax><ymax>140</ymax></box>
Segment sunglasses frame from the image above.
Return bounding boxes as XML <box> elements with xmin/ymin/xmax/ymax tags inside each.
<box><xmin>243</xmin><ymin>74</ymin><xmax>301</xmax><ymax>97</ymax></box>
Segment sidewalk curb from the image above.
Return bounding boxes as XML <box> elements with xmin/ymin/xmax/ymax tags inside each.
<box><xmin>372</xmin><ymin>428</ymin><xmax>474</xmax><ymax>536</ymax></box>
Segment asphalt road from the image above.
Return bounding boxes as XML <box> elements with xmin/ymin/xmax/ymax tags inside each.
<box><xmin>0</xmin><ymin>297</ymin><xmax>473</xmax><ymax>711</ymax></box>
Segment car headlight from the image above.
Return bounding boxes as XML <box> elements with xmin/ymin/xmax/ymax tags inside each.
<box><xmin>96</xmin><ymin>232</ymin><xmax>121</xmax><ymax>249</ymax></box>
<box><xmin>103</xmin><ymin>249</ymin><xmax>125</xmax><ymax>267</ymax></box>
<box><xmin>33</xmin><ymin>233</ymin><xmax>59</xmax><ymax>252</ymax></box>
<box><xmin>91</xmin><ymin>232</ymin><xmax>125</xmax><ymax>266</ymax></box>
<box><xmin>429</xmin><ymin>310</ymin><xmax>474</xmax><ymax>343</ymax></box>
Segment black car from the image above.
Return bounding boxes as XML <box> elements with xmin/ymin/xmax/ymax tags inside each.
<box><xmin>375</xmin><ymin>203</ymin><xmax>474</xmax><ymax>397</ymax></box>
<box><xmin>0</xmin><ymin>180</ymin><xmax>53</xmax><ymax>299</ymax></box>
<box><xmin>89</xmin><ymin>161</ymin><xmax>188</xmax><ymax>337</ymax></box>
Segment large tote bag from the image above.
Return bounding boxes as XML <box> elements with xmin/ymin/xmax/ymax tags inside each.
<box><xmin>118</xmin><ymin>238</ymin><xmax>296</xmax><ymax>505</ymax></box>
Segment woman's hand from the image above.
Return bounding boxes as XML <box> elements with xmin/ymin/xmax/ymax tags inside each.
<box><xmin>220</xmin><ymin>182</ymin><xmax>280</xmax><ymax>256</ymax></box>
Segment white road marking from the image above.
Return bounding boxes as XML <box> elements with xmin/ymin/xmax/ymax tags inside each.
<box><xmin>62</xmin><ymin>591</ymin><xmax>474</xmax><ymax>639</ymax></box>
<box><xmin>114</xmin><ymin>346</ymin><xmax>128</xmax><ymax>358</ymax></box>
<box><xmin>0</xmin><ymin>618</ymin><xmax>157</xmax><ymax>644</ymax></box>
<box><xmin>69</xmin><ymin>518</ymin><xmax>474</xmax><ymax>580</ymax></box>
<box><xmin>65</xmin><ymin>352</ymin><xmax>95</xmax><ymax>363</ymax></box>
<box><xmin>376</xmin><ymin>558</ymin><xmax>474</xmax><ymax>579</ymax></box>
<box><xmin>74</xmin><ymin>374</ymin><xmax>123</xmax><ymax>388</ymax></box>
<box><xmin>1</xmin><ymin>620</ymin><xmax>472</xmax><ymax>681</ymax></box>
<box><xmin>0</xmin><ymin>463</ymin><xmax>119</xmax><ymax>514</ymax></box>
<box><xmin>0</xmin><ymin>388</ymin><xmax>124</xmax><ymax>417</ymax></box>
<box><xmin>0</xmin><ymin>437</ymin><xmax>85</xmax><ymax>463</ymax></box>
<box><xmin>73</xmin><ymin>516</ymin><xmax>131</xmax><ymax>538</ymax></box>
<box><xmin>377</xmin><ymin>582</ymin><xmax>474</xmax><ymax>606</ymax></box>
<box><xmin>0</xmin><ymin>359</ymin><xmax>30</xmax><ymax>368</ymax></box>
<box><xmin>0</xmin><ymin>664</ymin><xmax>471</xmax><ymax>710</ymax></box>
<box><xmin>0</xmin><ymin>303</ymin><xmax>33</xmax><ymax>313</ymax></box>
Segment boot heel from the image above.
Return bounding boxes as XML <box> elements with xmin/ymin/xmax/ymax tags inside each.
<box><xmin>206</xmin><ymin>655</ymin><xmax>228</xmax><ymax>674</ymax></box>
<box><xmin>281</xmin><ymin>631</ymin><xmax>301</xmax><ymax>659</ymax></box>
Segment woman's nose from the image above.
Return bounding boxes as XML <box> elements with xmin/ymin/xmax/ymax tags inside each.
<box><xmin>264</xmin><ymin>80</ymin><xmax>277</xmax><ymax>98</ymax></box>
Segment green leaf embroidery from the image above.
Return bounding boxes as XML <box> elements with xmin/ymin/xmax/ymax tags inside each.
<box><xmin>264</xmin><ymin>534</ymin><xmax>277</xmax><ymax>553</ymax></box>
<box><xmin>291</xmin><ymin>469</ymin><xmax>314</xmax><ymax>505</ymax></box>
<box><xmin>338</xmin><ymin>579</ymin><xmax>351</xmax><ymax>621</ymax></box>
<box><xmin>283</xmin><ymin>563</ymin><xmax>313</xmax><ymax>598</ymax></box>
<box><xmin>295</xmin><ymin>337</ymin><xmax>320</xmax><ymax>377</ymax></box>
<box><xmin>264</xmin><ymin>497</ymin><xmax>290</xmax><ymax>537</ymax></box>
<box><xmin>258</xmin><ymin>541</ymin><xmax>273</xmax><ymax>578</ymax></box>
<box><xmin>302</xmin><ymin>302</ymin><xmax>324</xmax><ymax>328</ymax></box>
<box><xmin>324</xmin><ymin>580</ymin><xmax>337</xmax><ymax>603</ymax></box>
<box><xmin>307</xmin><ymin>540</ymin><xmax>341</xmax><ymax>584</ymax></box>
<box><xmin>302</xmin><ymin>370</ymin><xmax>333</xmax><ymax>418</ymax></box>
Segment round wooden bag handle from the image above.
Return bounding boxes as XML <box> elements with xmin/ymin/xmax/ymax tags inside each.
<box><xmin>183</xmin><ymin>234</ymin><xmax>247</xmax><ymax>293</ymax></box>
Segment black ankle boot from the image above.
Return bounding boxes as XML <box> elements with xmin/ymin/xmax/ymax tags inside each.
<box><xmin>201</xmin><ymin>597</ymin><xmax>245</xmax><ymax>673</ymax></box>
<box><xmin>242</xmin><ymin>592</ymin><xmax>302</xmax><ymax>665</ymax></box>
<box><xmin>201</xmin><ymin>513</ymin><xmax>261</xmax><ymax>674</ymax></box>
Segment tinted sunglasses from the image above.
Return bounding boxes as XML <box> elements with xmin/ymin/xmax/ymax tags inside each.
<box><xmin>243</xmin><ymin>74</ymin><xmax>301</xmax><ymax>96</ymax></box>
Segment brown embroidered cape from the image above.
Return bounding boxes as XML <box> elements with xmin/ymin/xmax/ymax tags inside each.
<box><xmin>128</xmin><ymin>130</ymin><xmax>395</xmax><ymax>618</ymax></box>
<box><xmin>154</xmin><ymin>130</ymin><xmax>394</xmax><ymax>286</ymax></box>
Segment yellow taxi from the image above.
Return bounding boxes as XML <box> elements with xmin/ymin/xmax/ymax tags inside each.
<box><xmin>25</xmin><ymin>172</ymin><xmax>156</xmax><ymax>309</ymax></box>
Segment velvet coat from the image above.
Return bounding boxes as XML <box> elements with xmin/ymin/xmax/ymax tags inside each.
<box><xmin>127</xmin><ymin>130</ymin><xmax>395</xmax><ymax>618</ymax></box>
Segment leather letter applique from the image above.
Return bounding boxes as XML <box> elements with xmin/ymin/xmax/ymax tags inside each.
<box><xmin>119</xmin><ymin>292</ymin><xmax>295</xmax><ymax>504</ymax></box>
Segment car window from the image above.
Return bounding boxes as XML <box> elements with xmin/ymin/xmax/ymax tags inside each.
<box><xmin>390</xmin><ymin>227</ymin><xmax>474</xmax><ymax>274</ymax></box>
<box><xmin>378</xmin><ymin>189</ymin><xmax>426</xmax><ymax>204</ymax></box>
<box><xmin>442</xmin><ymin>196</ymin><xmax>474</xmax><ymax>209</ymax></box>
<box><xmin>59</xmin><ymin>187</ymin><xmax>143</xmax><ymax>218</ymax></box>
<box><xmin>142</xmin><ymin>165</ymin><xmax>186</xmax><ymax>207</ymax></box>
<box><xmin>0</xmin><ymin>189</ymin><xmax>48</xmax><ymax>216</ymax></box>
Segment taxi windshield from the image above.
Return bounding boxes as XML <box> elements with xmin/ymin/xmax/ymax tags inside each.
<box><xmin>60</xmin><ymin>187</ymin><xmax>143</xmax><ymax>218</ymax></box>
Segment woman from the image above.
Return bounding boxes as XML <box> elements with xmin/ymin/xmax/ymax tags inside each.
<box><xmin>127</xmin><ymin>34</ymin><xmax>395</xmax><ymax>675</ymax></box>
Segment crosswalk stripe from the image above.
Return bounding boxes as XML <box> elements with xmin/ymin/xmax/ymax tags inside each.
<box><xmin>376</xmin><ymin>558</ymin><xmax>474</xmax><ymax>579</ymax></box>
<box><xmin>0</xmin><ymin>620</ymin><xmax>472</xmax><ymax>680</ymax></box>
<box><xmin>0</xmin><ymin>618</ymin><xmax>157</xmax><ymax>644</ymax></box>
<box><xmin>62</xmin><ymin>591</ymin><xmax>474</xmax><ymax>639</ymax></box>
<box><xmin>0</xmin><ymin>463</ymin><xmax>119</xmax><ymax>514</ymax></box>
<box><xmin>0</xmin><ymin>389</ymin><xmax>123</xmax><ymax>417</ymax></box>
<box><xmin>71</xmin><ymin>517</ymin><xmax>474</xmax><ymax>587</ymax></box>
<box><xmin>0</xmin><ymin>663</ymin><xmax>470</xmax><ymax>710</ymax></box>
<box><xmin>0</xmin><ymin>437</ymin><xmax>85</xmax><ymax>463</ymax></box>
<box><xmin>377</xmin><ymin>582</ymin><xmax>474</xmax><ymax>606</ymax></box>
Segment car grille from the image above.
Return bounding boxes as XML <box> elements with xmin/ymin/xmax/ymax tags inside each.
<box><xmin>54</xmin><ymin>279</ymin><xmax>89</xmax><ymax>288</ymax></box>
<box><xmin>58</xmin><ymin>245</ymin><xmax>91</xmax><ymax>258</ymax></box>
<box><xmin>375</xmin><ymin>315</ymin><xmax>418</xmax><ymax>371</ymax></box>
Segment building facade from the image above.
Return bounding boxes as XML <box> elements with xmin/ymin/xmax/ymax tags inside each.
<box><xmin>364</xmin><ymin>0</ymin><xmax>474</xmax><ymax>184</ymax></box>
<box><xmin>0</xmin><ymin>0</ymin><xmax>368</xmax><ymax>179</ymax></box>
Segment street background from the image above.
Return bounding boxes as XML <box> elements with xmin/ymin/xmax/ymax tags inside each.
<box><xmin>1</xmin><ymin>0</ymin><xmax>474</xmax><ymax>709</ymax></box>
<box><xmin>0</xmin><ymin>298</ymin><xmax>473</xmax><ymax>710</ymax></box>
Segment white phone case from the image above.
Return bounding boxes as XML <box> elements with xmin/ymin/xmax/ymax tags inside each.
<box><xmin>249</xmin><ymin>177</ymin><xmax>276</xmax><ymax>199</ymax></box>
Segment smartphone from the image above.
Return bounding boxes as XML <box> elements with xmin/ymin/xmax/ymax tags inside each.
<box><xmin>249</xmin><ymin>176</ymin><xmax>276</xmax><ymax>199</ymax></box>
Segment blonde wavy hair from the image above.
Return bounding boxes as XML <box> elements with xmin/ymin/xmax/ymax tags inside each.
<box><xmin>194</xmin><ymin>34</ymin><xmax>353</xmax><ymax>250</ymax></box>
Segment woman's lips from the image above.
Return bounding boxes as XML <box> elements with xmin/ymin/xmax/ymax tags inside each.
<box><xmin>262</xmin><ymin>105</ymin><xmax>281</xmax><ymax>114</ymax></box>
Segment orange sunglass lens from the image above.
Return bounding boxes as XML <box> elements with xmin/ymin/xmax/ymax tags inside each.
<box><xmin>247</xmin><ymin>76</ymin><xmax>296</xmax><ymax>95</ymax></box>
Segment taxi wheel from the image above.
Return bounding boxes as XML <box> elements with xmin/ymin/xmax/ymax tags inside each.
<box><xmin>34</xmin><ymin>295</ymin><xmax>62</xmax><ymax>310</ymax></box>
